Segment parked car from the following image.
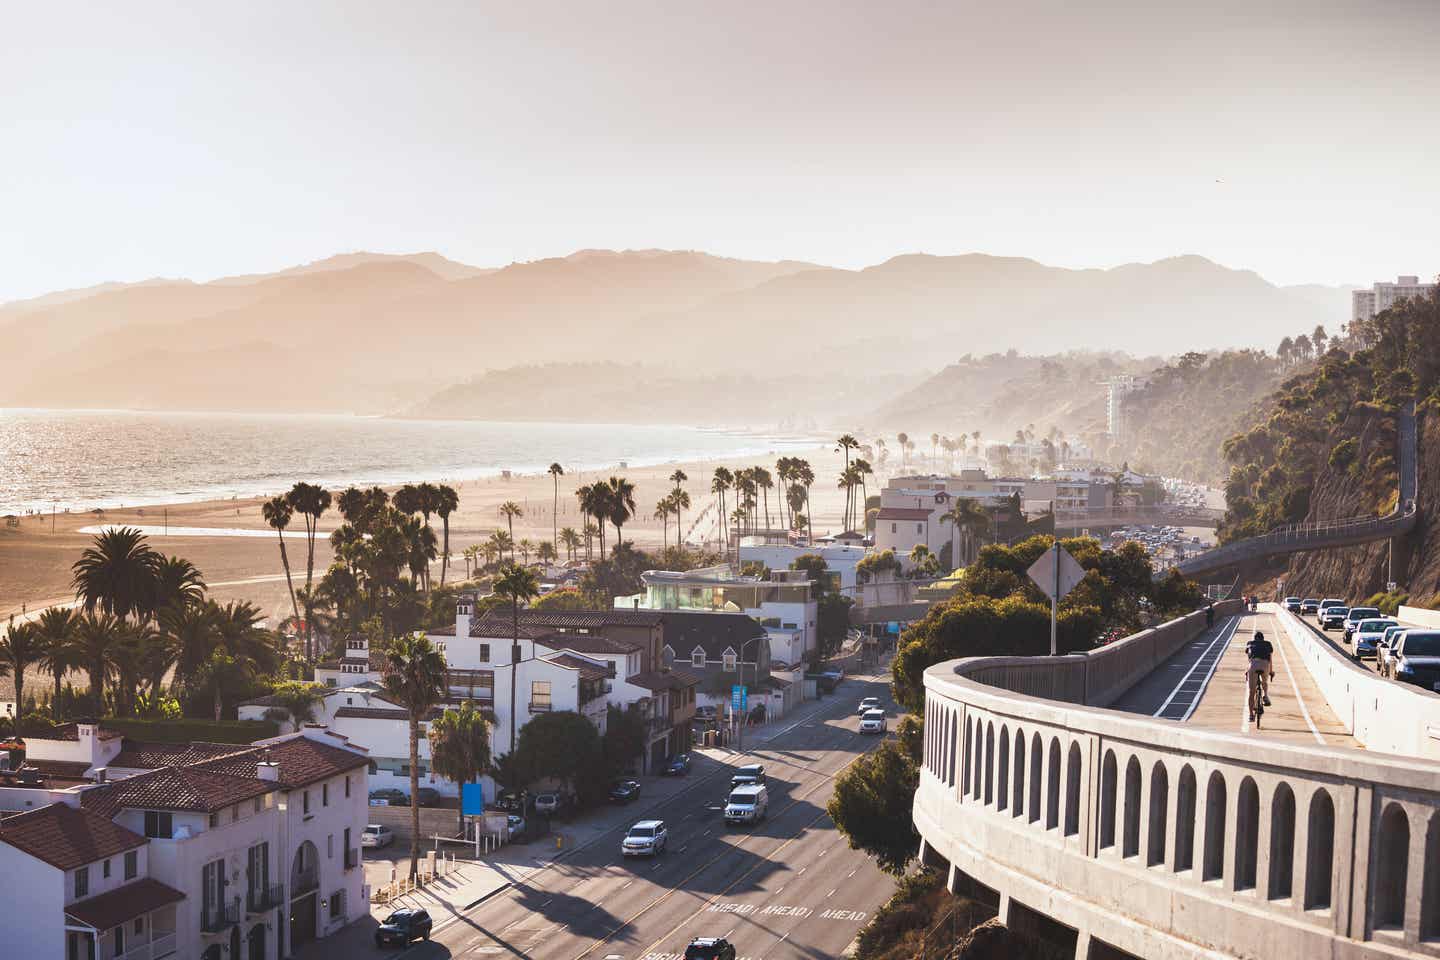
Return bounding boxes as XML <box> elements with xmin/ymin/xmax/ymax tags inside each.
<box><xmin>724</xmin><ymin>784</ymin><xmax>769</xmax><ymax>825</ymax></box>
<box><xmin>375</xmin><ymin>908</ymin><xmax>432</xmax><ymax>947</ymax></box>
<box><xmin>1300</xmin><ymin>598</ymin><xmax>1321</xmax><ymax>615</ymax></box>
<box><xmin>1319</xmin><ymin>606</ymin><xmax>1350</xmax><ymax>631</ymax></box>
<box><xmin>506</xmin><ymin>814</ymin><xmax>527</xmax><ymax>837</ymax></box>
<box><xmin>1390</xmin><ymin>630</ymin><xmax>1440</xmax><ymax>691</ymax></box>
<box><xmin>857</xmin><ymin>696</ymin><xmax>881</xmax><ymax>716</ymax></box>
<box><xmin>685</xmin><ymin>937</ymin><xmax>738</xmax><ymax>960</ymax></box>
<box><xmin>609</xmin><ymin>780</ymin><xmax>642</xmax><ymax>803</ymax></box>
<box><xmin>694</xmin><ymin>705</ymin><xmax>720</xmax><ymax>721</ymax></box>
<box><xmin>493</xmin><ymin>790</ymin><xmax>523</xmax><ymax>812</ymax></box>
<box><xmin>360</xmin><ymin>824</ymin><xmax>394</xmax><ymax>849</ymax></box>
<box><xmin>1379</xmin><ymin>626</ymin><xmax>1409</xmax><ymax>677</ymax></box>
<box><xmin>1342</xmin><ymin>606</ymin><xmax>1382</xmax><ymax>641</ymax></box>
<box><xmin>369</xmin><ymin>788</ymin><xmax>408</xmax><ymax>806</ymax></box>
<box><xmin>621</xmin><ymin>819</ymin><xmax>668</xmax><ymax>857</ymax></box>
<box><xmin>534</xmin><ymin>791</ymin><xmax>570</xmax><ymax>815</ymax></box>
<box><xmin>663</xmin><ymin>754</ymin><xmax>692</xmax><ymax>776</ymax></box>
<box><xmin>414</xmin><ymin>787</ymin><xmax>441</xmax><ymax>807</ymax></box>
<box><xmin>1352</xmin><ymin>619</ymin><xmax>1398</xmax><ymax>660</ymax></box>
<box><xmin>859</xmin><ymin>708</ymin><xmax>888</xmax><ymax>734</ymax></box>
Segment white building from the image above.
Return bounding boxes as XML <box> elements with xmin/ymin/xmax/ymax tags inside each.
<box><xmin>1103</xmin><ymin>375</ymin><xmax>1146</xmax><ymax>442</ymax></box>
<box><xmin>1352</xmin><ymin>274</ymin><xmax>1437</xmax><ymax>323</ymax></box>
<box><xmin>736</xmin><ymin>535</ymin><xmax>866</xmax><ymax>593</ymax></box>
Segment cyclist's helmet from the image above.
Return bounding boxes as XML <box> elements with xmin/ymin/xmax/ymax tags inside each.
<box><xmin>1253</xmin><ymin>631</ymin><xmax>1264</xmax><ymax>641</ymax></box>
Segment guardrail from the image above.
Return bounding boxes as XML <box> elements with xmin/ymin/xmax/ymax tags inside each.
<box><xmin>915</xmin><ymin>600</ymin><xmax>1440</xmax><ymax>958</ymax></box>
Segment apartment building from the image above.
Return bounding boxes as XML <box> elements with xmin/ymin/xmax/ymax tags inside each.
<box><xmin>736</xmin><ymin>535</ymin><xmax>866</xmax><ymax>592</ymax></box>
<box><xmin>1352</xmin><ymin>274</ymin><xmax>1437</xmax><ymax>323</ymax></box>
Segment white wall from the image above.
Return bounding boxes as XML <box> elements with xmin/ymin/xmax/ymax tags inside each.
<box><xmin>281</xmin><ymin>767</ymin><xmax>369</xmax><ymax>938</ymax></box>
<box><xmin>0</xmin><ymin>837</ymin><xmax>63</xmax><ymax>959</ymax></box>
<box><xmin>1398</xmin><ymin>604</ymin><xmax>1440</xmax><ymax>629</ymax></box>
<box><xmin>736</xmin><ymin>542</ymin><xmax>865</xmax><ymax>591</ymax></box>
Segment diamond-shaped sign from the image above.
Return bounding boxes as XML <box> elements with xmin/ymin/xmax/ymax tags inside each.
<box><xmin>1027</xmin><ymin>545</ymin><xmax>1086</xmax><ymax>603</ymax></box>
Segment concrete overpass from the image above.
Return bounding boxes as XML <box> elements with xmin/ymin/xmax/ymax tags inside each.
<box><xmin>913</xmin><ymin>599</ymin><xmax>1440</xmax><ymax>958</ymax></box>
<box><xmin>1052</xmin><ymin>505</ymin><xmax>1224</xmax><ymax>533</ymax></box>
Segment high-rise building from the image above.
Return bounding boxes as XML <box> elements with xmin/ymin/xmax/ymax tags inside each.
<box><xmin>1103</xmin><ymin>375</ymin><xmax>1145</xmax><ymax>442</ymax></box>
<box><xmin>1352</xmin><ymin>275</ymin><xmax>1436</xmax><ymax>323</ymax></box>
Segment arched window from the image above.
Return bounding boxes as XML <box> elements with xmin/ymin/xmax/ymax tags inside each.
<box><xmin>984</xmin><ymin>723</ymin><xmax>995</xmax><ymax>805</ymax></box>
<box><xmin>1011</xmin><ymin>730</ymin><xmax>1026</xmax><ymax>818</ymax></box>
<box><xmin>1304</xmin><ymin>789</ymin><xmax>1335</xmax><ymax>910</ymax></box>
<box><xmin>1175</xmin><ymin>765</ymin><xmax>1197</xmax><ymax>873</ymax></box>
<box><xmin>1203</xmin><ymin>771</ymin><xmax>1227</xmax><ymax>882</ymax></box>
<box><xmin>1147</xmin><ymin>762</ymin><xmax>1169</xmax><ymax>867</ymax></box>
<box><xmin>1374</xmin><ymin>803</ymin><xmax>1410</xmax><ymax>930</ymax></box>
<box><xmin>1045</xmin><ymin>738</ymin><xmax>1061</xmax><ymax>830</ymax></box>
<box><xmin>1099</xmin><ymin>750</ymin><xmax>1118</xmax><ymax>849</ymax></box>
<box><xmin>1123</xmin><ymin>756</ymin><xmax>1143</xmax><ymax>858</ymax></box>
<box><xmin>1268</xmin><ymin>783</ymin><xmax>1296</xmax><ymax>900</ymax></box>
<box><xmin>1028</xmin><ymin>732</ymin><xmax>1043</xmax><ymax>824</ymax></box>
<box><xmin>947</xmin><ymin>711</ymin><xmax>958</xmax><ymax>788</ymax></box>
<box><xmin>972</xmin><ymin>719</ymin><xmax>984</xmax><ymax>799</ymax></box>
<box><xmin>997</xmin><ymin>728</ymin><xmax>1010</xmax><ymax>813</ymax></box>
<box><xmin>1064</xmin><ymin>742</ymin><xmax>1082</xmax><ymax>837</ymax></box>
<box><xmin>961</xmin><ymin>716</ymin><xmax>971</xmax><ymax>794</ymax></box>
<box><xmin>1422</xmin><ymin>813</ymin><xmax>1440</xmax><ymax>940</ymax></box>
<box><xmin>1234</xmin><ymin>777</ymin><xmax>1259</xmax><ymax>891</ymax></box>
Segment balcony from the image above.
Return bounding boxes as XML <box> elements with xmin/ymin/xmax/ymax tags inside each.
<box><xmin>345</xmin><ymin>846</ymin><xmax>360</xmax><ymax>870</ymax></box>
<box><xmin>247</xmin><ymin>883</ymin><xmax>284</xmax><ymax>914</ymax></box>
<box><xmin>528</xmin><ymin>700</ymin><xmax>552</xmax><ymax>712</ymax></box>
<box><xmin>113</xmin><ymin>931</ymin><xmax>177</xmax><ymax>960</ymax></box>
<box><xmin>291</xmin><ymin>865</ymin><xmax>319</xmax><ymax>896</ymax></box>
<box><xmin>199</xmin><ymin>900</ymin><xmax>240</xmax><ymax>932</ymax></box>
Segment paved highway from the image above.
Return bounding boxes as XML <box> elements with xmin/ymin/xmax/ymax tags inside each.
<box><xmin>401</xmin><ymin>675</ymin><xmax>898</xmax><ymax>960</ymax></box>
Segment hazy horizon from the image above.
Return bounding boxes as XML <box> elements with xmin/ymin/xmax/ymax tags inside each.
<box><xmin>5</xmin><ymin>0</ymin><xmax>1438</xmax><ymax>302</ymax></box>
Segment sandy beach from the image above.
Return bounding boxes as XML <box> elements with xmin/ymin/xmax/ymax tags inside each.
<box><xmin>1</xmin><ymin>444</ymin><xmax>855</xmax><ymax>628</ymax></box>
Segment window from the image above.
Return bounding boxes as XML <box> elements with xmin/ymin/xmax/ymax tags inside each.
<box><xmin>208</xmin><ymin>812</ymin><xmax>219</xmax><ymax>828</ymax></box>
<box><xmin>323</xmin><ymin>783</ymin><xmax>329</xmax><ymax>807</ymax></box>
<box><xmin>479</xmin><ymin>643</ymin><xmax>490</xmax><ymax>662</ymax></box>
<box><xmin>124</xmin><ymin>851</ymin><xmax>137</xmax><ymax>880</ymax></box>
<box><xmin>329</xmin><ymin>889</ymin><xmax>346</xmax><ymax>920</ymax></box>
<box><xmin>143</xmin><ymin>811</ymin><xmax>173</xmax><ymax>839</ymax></box>
<box><xmin>692</xmin><ymin>647</ymin><xmax>705</xmax><ymax>667</ymax></box>
<box><xmin>247</xmin><ymin>842</ymin><xmax>269</xmax><ymax>896</ymax></box>
<box><xmin>345</xmin><ymin>775</ymin><xmax>351</xmax><ymax>798</ymax></box>
<box><xmin>327</xmin><ymin>834</ymin><xmax>334</xmax><ymax>858</ymax></box>
<box><xmin>103</xmin><ymin>859</ymin><xmax>111</xmax><ymax>879</ymax></box>
<box><xmin>916</xmin><ymin>523</ymin><xmax>924</xmax><ymax>534</ymax></box>
<box><xmin>303</xmin><ymin>791</ymin><xmax>311</xmax><ymax>815</ymax></box>
<box><xmin>891</xmin><ymin>523</ymin><xmax>897</xmax><ymax>533</ymax></box>
<box><xmin>74</xmin><ymin>865</ymin><xmax>89</xmax><ymax>899</ymax></box>
<box><xmin>344</xmin><ymin>827</ymin><xmax>352</xmax><ymax>861</ymax></box>
<box><xmin>368</xmin><ymin>760</ymin><xmax>378</xmax><ymax>775</ymax></box>
<box><xmin>723</xmin><ymin>650</ymin><xmax>737</xmax><ymax>672</ymax></box>
<box><xmin>133</xmin><ymin>918</ymin><xmax>143</xmax><ymax>935</ymax></box>
<box><xmin>253</xmin><ymin>798</ymin><xmax>262</xmax><ymax>814</ymax></box>
<box><xmin>530</xmin><ymin>681</ymin><xmax>552</xmax><ymax>710</ymax></box>
<box><xmin>201</xmin><ymin>859</ymin><xmax>223</xmax><ymax>914</ymax></box>
<box><xmin>231</xmin><ymin>804</ymin><xmax>239</xmax><ymax>822</ymax></box>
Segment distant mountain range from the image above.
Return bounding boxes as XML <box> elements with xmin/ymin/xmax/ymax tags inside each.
<box><xmin>1</xmin><ymin>248</ymin><xmax>1350</xmax><ymax>418</ymax></box>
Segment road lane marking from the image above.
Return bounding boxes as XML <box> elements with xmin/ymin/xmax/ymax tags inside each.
<box><xmin>1272</xmin><ymin>617</ymin><xmax>1326</xmax><ymax>745</ymax></box>
<box><xmin>827</xmin><ymin>889</ymin><xmax>836</xmax><ymax>897</ymax></box>
<box><xmin>1154</xmin><ymin>615</ymin><xmax>1239</xmax><ymax>720</ymax></box>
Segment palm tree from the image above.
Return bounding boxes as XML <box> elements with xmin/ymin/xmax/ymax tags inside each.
<box><xmin>153</xmin><ymin>555</ymin><xmax>206</xmax><ymax>616</ymax></box>
<box><xmin>669</xmin><ymin>470</ymin><xmax>688</xmax><ymax>542</ymax></box>
<box><xmin>427</xmin><ymin>700</ymin><xmax>492</xmax><ymax>835</ymax></box>
<box><xmin>286</xmin><ymin>482</ymin><xmax>332</xmax><ymax>659</ymax></box>
<box><xmin>73</xmin><ymin>612</ymin><xmax>126</xmax><ymax>713</ymax></box>
<box><xmin>559</xmin><ymin>527</ymin><xmax>581</xmax><ymax>562</ymax></box>
<box><xmin>774</xmin><ymin>457</ymin><xmax>793</xmax><ymax>531</ymax></box>
<box><xmin>488</xmin><ymin>530</ymin><xmax>514</xmax><ymax>565</ymax></box>
<box><xmin>574</xmin><ymin>484</ymin><xmax>596</xmax><ymax>560</ymax></box>
<box><xmin>793</xmin><ymin>460</ymin><xmax>815</xmax><ymax>544</ymax></box>
<box><xmin>853</xmin><ymin>459</ymin><xmax>873</xmax><ymax>528</ymax></box>
<box><xmin>518</xmin><ymin>538</ymin><xmax>535</xmax><ymax>565</ymax></box>
<box><xmin>500</xmin><ymin>502</ymin><xmax>523</xmax><ymax>558</ymax></box>
<box><xmin>401</xmin><ymin>516</ymin><xmax>438</xmax><ymax>587</ymax></box>
<box><xmin>161</xmin><ymin>601</ymin><xmax>223</xmax><ymax>691</ymax></box>
<box><xmin>34</xmin><ymin>607</ymin><xmax>81</xmax><ymax>718</ymax></box>
<box><xmin>110</xmin><ymin>621</ymin><xmax>157</xmax><ymax>717</ymax></box>
<box><xmin>462</xmin><ymin>544</ymin><xmax>482</xmax><ymax>579</ymax></box>
<box><xmin>261</xmin><ymin>497</ymin><xmax>303</xmax><ymax>636</ymax></box>
<box><xmin>0</xmin><ymin>619</ymin><xmax>43</xmax><ymax>720</ymax></box>
<box><xmin>435</xmin><ymin>485</ymin><xmax>460</xmax><ymax>589</ymax></box>
<box><xmin>583</xmin><ymin>522</ymin><xmax>600</xmax><ymax>561</ymax></box>
<box><xmin>131</xmin><ymin>625</ymin><xmax>176</xmax><ymax>712</ymax></box>
<box><xmin>381</xmin><ymin>632</ymin><xmax>448</xmax><ymax>881</ymax></box>
<box><xmin>492</xmin><ymin>563</ymin><xmax>540</xmax><ymax>754</ymax></box>
<box><xmin>71</xmin><ymin>527</ymin><xmax>160</xmax><ymax>622</ymax></box>
<box><xmin>392</xmin><ymin>484</ymin><xmax>421</xmax><ymax>518</ymax></box>
<box><xmin>605</xmin><ymin>476</ymin><xmax>636</xmax><ymax>547</ymax></box>
<box><xmin>548</xmin><ymin>463</ymin><xmax>564</xmax><ymax>549</ymax></box>
<box><xmin>265</xmin><ymin>681</ymin><xmax>326</xmax><ymax>732</ymax></box>
<box><xmin>941</xmin><ymin>498</ymin><xmax>989</xmax><ymax>567</ymax></box>
<box><xmin>754</xmin><ymin>467</ymin><xmax>774</xmax><ymax>531</ymax></box>
<box><xmin>711</xmin><ymin>468</ymin><xmax>732</xmax><ymax>552</ymax></box>
<box><xmin>214</xmin><ymin>600</ymin><xmax>281</xmax><ymax>679</ymax></box>
<box><xmin>896</xmin><ymin>433</ymin><xmax>909</xmax><ymax>467</ymax></box>
<box><xmin>536</xmin><ymin>541</ymin><xmax>556</xmax><ymax>564</ymax></box>
<box><xmin>654</xmin><ymin>497</ymin><xmax>671</xmax><ymax>550</ymax></box>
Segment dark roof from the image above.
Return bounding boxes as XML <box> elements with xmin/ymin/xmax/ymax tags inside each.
<box><xmin>662</xmin><ymin>611</ymin><xmax>768</xmax><ymax>660</ymax></box>
<box><xmin>315</xmin><ymin>648</ymin><xmax>386</xmax><ymax>671</ymax></box>
<box><xmin>0</xmin><ymin>803</ymin><xmax>147</xmax><ymax>871</ymax></box>
<box><xmin>29</xmin><ymin>723</ymin><xmax>124</xmax><ymax>743</ymax></box>
<box><xmin>536</xmin><ymin>633</ymin><xmax>641</xmax><ymax>655</ymax></box>
<box><xmin>875</xmin><ymin>507</ymin><xmax>934</xmax><ymax>521</ymax></box>
<box><xmin>81</xmin><ymin>765</ymin><xmax>277</xmax><ymax>816</ymax></box>
<box><xmin>626</xmin><ymin>670</ymin><xmax>697</xmax><ymax>692</ymax></box>
<box><xmin>334</xmin><ymin>706</ymin><xmax>412</xmax><ymax>721</ymax></box>
<box><xmin>194</xmin><ymin>736</ymin><xmax>370</xmax><ymax>790</ymax></box>
<box><xmin>517</xmin><ymin>610</ymin><xmax>665</xmax><ymax>629</ymax></box>
<box><xmin>543</xmin><ymin>653</ymin><xmax>610</xmax><ymax>680</ymax></box>
<box><xmin>18</xmin><ymin>759</ymin><xmax>93</xmax><ymax>781</ymax></box>
<box><xmin>109</xmin><ymin>741</ymin><xmax>249</xmax><ymax>770</ymax></box>
<box><xmin>430</xmin><ymin>618</ymin><xmax>559</xmax><ymax>640</ymax></box>
<box><xmin>66</xmin><ymin>877</ymin><xmax>186</xmax><ymax>931</ymax></box>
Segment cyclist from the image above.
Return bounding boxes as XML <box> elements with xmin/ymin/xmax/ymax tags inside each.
<box><xmin>1245</xmin><ymin>630</ymin><xmax>1275</xmax><ymax>723</ymax></box>
<box><xmin>1205</xmin><ymin>602</ymin><xmax>1215</xmax><ymax>628</ymax></box>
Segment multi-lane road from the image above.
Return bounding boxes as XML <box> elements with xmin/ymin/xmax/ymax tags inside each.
<box><xmin>401</xmin><ymin>675</ymin><xmax>898</xmax><ymax>960</ymax></box>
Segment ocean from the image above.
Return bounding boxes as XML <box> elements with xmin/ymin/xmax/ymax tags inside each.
<box><xmin>0</xmin><ymin>408</ymin><xmax>821</xmax><ymax>515</ymax></box>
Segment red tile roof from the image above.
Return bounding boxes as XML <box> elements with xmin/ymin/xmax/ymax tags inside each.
<box><xmin>543</xmin><ymin>653</ymin><xmax>610</xmax><ymax>680</ymax></box>
<box><xmin>81</xmin><ymin>765</ymin><xmax>277</xmax><ymax>817</ymax></box>
<box><xmin>29</xmin><ymin>722</ymin><xmax>124</xmax><ymax>743</ymax></box>
<box><xmin>536</xmin><ymin>633</ymin><xmax>640</xmax><ymax>655</ymax></box>
<box><xmin>109</xmin><ymin>741</ymin><xmax>250</xmax><ymax>770</ymax></box>
<box><xmin>429</xmin><ymin>619</ymin><xmax>560</xmax><ymax>640</ymax></box>
<box><xmin>517</xmin><ymin>610</ymin><xmax>665</xmax><ymax>629</ymax></box>
<box><xmin>0</xmin><ymin>803</ymin><xmax>147</xmax><ymax>871</ymax></box>
<box><xmin>65</xmin><ymin>877</ymin><xmax>186</xmax><ymax>931</ymax></box>
<box><xmin>627</xmin><ymin>670</ymin><xmax>698</xmax><ymax>692</ymax></box>
<box><xmin>874</xmin><ymin>507</ymin><xmax>935</xmax><ymax>521</ymax></box>
<box><xmin>194</xmin><ymin>736</ymin><xmax>370</xmax><ymax>790</ymax></box>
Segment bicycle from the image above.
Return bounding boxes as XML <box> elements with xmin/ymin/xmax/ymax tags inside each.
<box><xmin>1247</xmin><ymin>666</ymin><xmax>1266</xmax><ymax>727</ymax></box>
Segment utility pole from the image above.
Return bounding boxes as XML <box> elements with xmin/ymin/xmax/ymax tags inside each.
<box><xmin>1050</xmin><ymin>540</ymin><xmax>1060</xmax><ymax>657</ymax></box>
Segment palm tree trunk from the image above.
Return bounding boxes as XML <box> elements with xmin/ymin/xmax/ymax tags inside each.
<box><xmin>408</xmin><ymin>715</ymin><xmax>422</xmax><ymax>880</ymax></box>
<box><xmin>53</xmin><ymin>668</ymin><xmax>64</xmax><ymax>719</ymax></box>
<box><xmin>440</xmin><ymin>517</ymin><xmax>451</xmax><ymax>588</ymax></box>
<box><xmin>552</xmin><ymin>477</ymin><xmax>559</xmax><ymax>551</ymax></box>
<box><xmin>275</xmin><ymin>530</ymin><xmax>301</xmax><ymax>640</ymax></box>
<box><xmin>509</xmin><ymin>597</ymin><xmax>520</xmax><ymax>755</ymax></box>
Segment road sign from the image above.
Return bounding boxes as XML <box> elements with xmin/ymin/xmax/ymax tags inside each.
<box><xmin>731</xmin><ymin>684</ymin><xmax>748</xmax><ymax>715</ymax></box>
<box><xmin>461</xmin><ymin>782</ymin><xmax>484</xmax><ymax>816</ymax></box>
<box><xmin>1027</xmin><ymin>544</ymin><xmax>1085</xmax><ymax>602</ymax></box>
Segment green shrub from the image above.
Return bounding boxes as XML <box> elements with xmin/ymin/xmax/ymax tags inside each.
<box><xmin>101</xmin><ymin>717</ymin><xmax>278</xmax><ymax>744</ymax></box>
<box><xmin>1328</xmin><ymin>438</ymin><xmax>1358</xmax><ymax>469</ymax></box>
<box><xmin>1364</xmin><ymin>591</ymin><xmax>1409</xmax><ymax>616</ymax></box>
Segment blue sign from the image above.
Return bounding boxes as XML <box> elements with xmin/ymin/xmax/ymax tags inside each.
<box><xmin>461</xmin><ymin>782</ymin><xmax>484</xmax><ymax>816</ymax></box>
<box><xmin>731</xmin><ymin>684</ymin><xmax>748</xmax><ymax>714</ymax></box>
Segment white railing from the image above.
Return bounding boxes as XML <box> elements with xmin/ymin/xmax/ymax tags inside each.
<box><xmin>916</xmin><ymin>602</ymin><xmax>1440</xmax><ymax>958</ymax></box>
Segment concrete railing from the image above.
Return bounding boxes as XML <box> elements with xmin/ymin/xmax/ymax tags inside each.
<box><xmin>1399</xmin><ymin>605</ymin><xmax>1440</xmax><ymax>630</ymax></box>
<box><xmin>1273</xmin><ymin>603</ymin><xmax>1440</xmax><ymax>760</ymax></box>
<box><xmin>915</xmin><ymin>606</ymin><xmax>1440</xmax><ymax>959</ymax></box>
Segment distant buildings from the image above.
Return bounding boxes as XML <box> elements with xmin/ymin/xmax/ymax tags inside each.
<box><xmin>1103</xmin><ymin>375</ymin><xmax>1146</xmax><ymax>442</ymax></box>
<box><xmin>1352</xmin><ymin>274</ymin><xmax>1437</xmax><ymax>323</ymax></box>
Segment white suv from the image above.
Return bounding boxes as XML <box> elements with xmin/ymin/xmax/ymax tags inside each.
<box><xmin>622</xmin><ymin>820</ymin><xmax>668</xmax><ymax>857</ymax></box>
<box><xmin>859</xmin><ymin>708</ymin><xmax>887</xmax><ymax>734</ymax></box>
<box><xmin>725</xmin><ymin>785</ymin><xmax>769</xmax><ymax>825</ymax></box>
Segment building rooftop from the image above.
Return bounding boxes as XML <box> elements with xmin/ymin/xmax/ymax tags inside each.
<box><xmin>0</xmin><ymin>802</ymin><xmax>147</xmax><ymax>871</ymax></box>
<box><xmin>626</xmin><ymin>670</ymin><xmax>698</xmax><ymax>692</ymax></box>
<box><xmin>195</xmin><ymin>735</ymin><xmax>370</xmax><ymax>790</ymax></box>
<box><xmin>30</xmin><ymin>722</ymin><xmax>124</xmax><ymax>743</ymax></box>
<box><xmin>543</xmin><ymin>653</ymin><xmax>611</xmax><ymax>681</ymax></box>
<box><xmin>536</xmin><ymin>632</ymin><xmax>642</xmax><ymax>655</ymax></box>
<box><xmin>516</xmin><ymin>610</ymin><xmax>665</xmax><ymax>629</ymax></box>
<box><xmin>661</xmin><ymin>610</ymin><xmax>769</xmax><ymax>660</ymax></box>
<box><xmin>875</xmin><ymin>507</ymin><xmax>935</xmax><ymax>521</ymax></box>
<box><xmin>431</xmin><ymin>618</ymin><xmax>562</xmax><ymax>640</ymax></box>
<box><xmin>65</xmin><ymin>877</ymin><xmax>187</xmax><ymax>932</ymax></box>
<box><xmin>109</xmin><ymin>741</ymin><xmax>253</xmax><ymax>770</ymax></box>
<box><xmin>81</xmin><ymin>765</ymin><xmax>277</xmax><ymax>817</ymax></box>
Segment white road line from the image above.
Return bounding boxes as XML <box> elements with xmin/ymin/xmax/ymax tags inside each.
<box><xmin>846</xmin><ymin>869</ymin><xmax>856</xmax><ymax>878</ymax></box>
<box><xmin>798</xmin><ymin>867</ymin><xmax>806</xmax><ymax>874</ymax></box>
<box><xmin>1181</xmin><ymin>616</ymin><xmax>1242</xmax><ymax>722</ymax></box>
<box><xmin>1272</xmin><ymin>618</ymin><xmax>1326</xmax><ymax>745</ymax></box>
<box><xmin>1153</xmin><ymin>615</ymin><xmax>1238</xmax><ymax>718</ymax></box>
<box><xmin>827</xmin><ymin>889</ymin><xmax>836</xmax><ymax>897</ymax></box>
<box><xmin>774</xmin><ymin>885</ymin><xmax>784</xmax><ymax>894</ymax></box>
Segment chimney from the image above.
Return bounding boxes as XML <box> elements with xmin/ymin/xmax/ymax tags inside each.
<box><xmin>256</xmin><ymin>750</ymin><xmax>280</xmax><ymax>782</ymax></box>
<box><xmin>456</xmin><ymin>594</ymin><xmax>473</xmax><ymax>640</ymax></box>
<box><xmin>93</xmin><ymin>767</ymin><xmax>107</xmax><ymax>784</ymax></box>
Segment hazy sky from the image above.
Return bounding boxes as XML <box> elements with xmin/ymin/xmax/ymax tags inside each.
<box><xmin>4</xmin><ymin>0</ymin><xmax>1438</xmax><ymax>301</ymax></box>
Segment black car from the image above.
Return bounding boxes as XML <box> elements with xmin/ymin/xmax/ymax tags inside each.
<box><xmin>685</xmin><ymin>937</ymin><xmax>737</xmax><ymax>960</ymax></box>
<box><xmin>493</xmin><ymin>790</ymin><xmax>523</xmax><ymax>812</ymax></box>
<box><xmin>414</xmin><ymin>787</ymin><xmax>441</xmax><ymax>806</ymax></box>
<box><xmin>609</xmin><ymin>779</ymin><xmax>641</xmax><ymax>803</ymax></box>
<box><xmin>663</xmin><ymin>754</ymin><xmax>691</xmax><ymax>776</ymax></box>
<box><xmin>375</xmin><ymin>908</ymin><xmax>432</xmax><ymax>947</ymax></box>
<box><xmin>369</xmin><ymin>787</ymin><xmax>409</xmax><ymax>806</ymax></box>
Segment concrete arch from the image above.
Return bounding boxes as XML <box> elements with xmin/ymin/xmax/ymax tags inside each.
<box><xmin>1422</xmin><ymin>812</ymin><xmax>1440</xmax><ymax>940</ymax></box>
<box><xmin>1374</xmin><ymin>802</ymin><xmax>1410</xmax><ymax>930</ymax></box>
<box><xmin>1175</xmin><ymin>765</ymin><xmax>1197</xmax><ymax>873</ymax></box>
<box><xmin>1268</xmin><ymin>782</ymin><xmax>1296</xmax><ymax>901</ymax></box>
<box><xmin>973</xmin><ymin>716</ymin><xmax>985</xmax><ymax>800</ymax></box>
<box><xmin>1099</xmin><ymin>750</ymin><xmax>1118</xmax><ymax>850</ymax></box>
<box><xmin>961</xmin><ymin>715</ymin><xmax>971</xmax><ymax>794</ymax></box>
<box><xmin>1235</xmin><ymin>777</ymin><xmax>1260</xmax><ymax>891</ymax></box>
<box><xmin>1045</xmin><ymin>737</ymin><xmax>1062</xmax><ymax>830</ymax></box>
<box><xmin>1028</xmin><ymin>731</ymin><xmax>1043</xmax><ymax>823</ymax></box>
<box><xmin>1011</xmin><ymin>729</ymin><xmax>1025</xmax><ymax>818</ymax></box>
<box><xmin>1304</xmin><ymin>788</ymin><xmax>1335</xmax><ymax>911</ymax></box>
<box><xmin>997</xmin><ymin>727</ymin><xmax>1010</xmax><ymax>813</ymax></box>
<box><xmin>1203</xmin><ymin>771</ymin><xmax>1227</xmax><ymax>882</ymax></box>
<box><xmin>984</xmin><ymin>722</ymin><xmax>995</xmax><ymax>805</ymax></box>
<box><xmin>947</xmin><ymin>709</ymin><xmax>958</xmax><ymax>788</ymax></box>
<box><xmin>1064</xmin><ymin>741</ymin><xmax>1083</xmax><ymax>837</ymax></box>
<box><xmin>1123</xmin><ymin>756</ymin><xmax>1143</xmax><ymax>858</ymax></box>
<box><xmin>1147</xmin><ymin>761</ymin><xmax>1169</xmax><ymax>867</ymax></box>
